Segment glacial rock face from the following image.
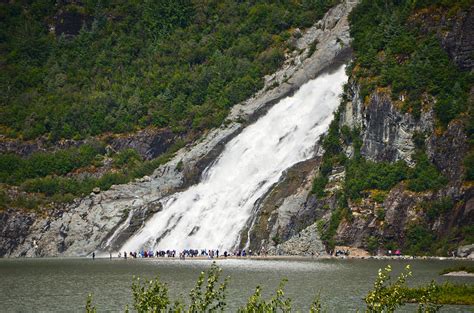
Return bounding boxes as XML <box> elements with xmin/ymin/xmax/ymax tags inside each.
<box><xmin>313</xmin><ymin>4</ymin><xmax>474</xmax><ymax>256</ymax></box>
<box><xmin>0</xmin><ymin>210</ymin><xmax>35</xmax><ymax>256</ymax></box>
<box><xmin>229</xmin><ymin>1</ymin><xmax>357</xmax><ymax>122</ymax></box>
<box><xmin>324</xmin><ymin>83</ymin><xmax>471</xmax><ymax>254</ymax></box>
<box><xmin>316</xmin><ymin>67</ymin><xmax>472</xmax><ymax>255</ymax></box>
<box><xmin>0</xmin><ymin>0</ymin><xmax>358</xmax><ymax>257</ymax></box>
<box><xmin>427</xmin><ymin>121</ymin><xmax>468</xmax><ymax>183</ymax></box>
<box><xmin>244</xmin><ymin>158</ymin><xmax>320</xmax><ymax>253</ymax></box>
<box><xmin>0</xmin><ymin>137</ymin><xmax>86</xmax><ymax>157</ymax></box>
<box><xmin>339</xmin><ymin>83</ymin><xmax>433</xmax><ymax>165</ymax></box>
<box><xmin>237</xmin><ymin>0</ymin><xmax>358</xmax><ymax>255</ymax></box>
<box><xmin>3</xmin><ymin>123</ymin><xmax>241</xmax><ymax>257</ymax></box>
<box><xmin>108</xmin><ymin>128</ymin><xmax>176</xmax><ymax>160</ymax></box>
<box><xmin>275</xmin><ymin>223</ymin><xmax>326</xmax><ymax>256</ymax></box>
<box><xmin>333</xmin><ymin>182</ymin><xmax>474</xmax><ymax>254</ymax></box>
<box><xmin>275</xmin><ymin>4</ymin><xmax>474</xmax><ymax>255</ymax></box>
<box><xmin>457</xmin><ymin>244</ymin><xmax>474</xmax><ymax>259</ymax></box>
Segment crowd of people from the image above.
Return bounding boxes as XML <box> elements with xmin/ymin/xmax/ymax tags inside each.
<box><xmin>94</xmin><ymin>248</ymin><xmax>263</xmax><ymax>260</ymax></box>
<box><xmin>334</xmin><ymin>249</ymin><xmax>350</xmax><ymax>257</ymax></box>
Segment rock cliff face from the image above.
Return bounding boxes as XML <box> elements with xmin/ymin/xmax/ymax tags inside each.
<box><xmin>0</xmin><ymin>0</ymin><xmax>358</xmax><ymax>257</ymax></box>
<box><xmin>339</xmin><ymin>83</ymin><xmax>433</xmax><ymax>166</ymax></box>
<box><xmin>0</xmin><ymin>210</ymin><xmax>35</xmax><ymax>256</ymax></box>
<box><xmin>328</xmin><ymin>103</ymin><xmax>474</xmax><ymax>252</ymax></box>
<box><xmin>324</xmin><ymin>4</ymin><xmax>474</xmax><ymax>254</ymax></box>
<box><xmin>107</xmin><ymin>128</ymin><xmax>177</xmax><ymax>161</ymax></box>
<box><xmin>275</xmin><ymin>6</ymin><xmax>472</xmax><ymax>256</ymax></box>
<box><xmin>253</xmin><ymin>3</ymin><xmax>473</xmax><ymax>256</ymax></box>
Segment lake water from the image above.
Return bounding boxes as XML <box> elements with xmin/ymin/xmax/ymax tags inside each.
<box><xmin>0</xmin><ymin>258</ymin><xmax>472</xmax><ymax>312</ymax></box>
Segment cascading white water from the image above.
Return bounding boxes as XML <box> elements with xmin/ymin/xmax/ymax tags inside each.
<box><xmin>120</xmin><ymin>66</ymin><xmax>347</xmax><ymax>252</ymax></box>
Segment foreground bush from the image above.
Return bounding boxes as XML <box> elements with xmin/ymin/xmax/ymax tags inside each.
<box><xmin>402</xmin><ymin>282</ymin><xmax>474</xmax><ymax>306</ymax></box>
<box><xmin>85</xmin><ymin>263</ymin><xmax>474</xmax><ymax>312</ymax></box>
<box><xmin>365</xmin><ymin>265</ymin><xmax>441</xmax><ymax>313</ymax></box>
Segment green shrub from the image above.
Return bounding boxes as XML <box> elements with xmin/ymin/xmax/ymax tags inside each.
<box><xmin>320</xmin><ymin>207</ymin><xmax>343</xmax><ymax>249</ymax></box>
<box><xmin>0</xmin><ymin>190</ymin><xmax>9</xmax><ymax>210</ymax></box>
<box><xmin>321</xmin><ymin>116</ymin><xmax>342</xmax><ymax>156</ymax></box>
<box><xmin>364</xmin><ymin>265</ymin><xmax>442</xmax><ymax>312</ymax></box>
<box><xmin>316</xmin><ymin>219</ymin><xmax>325</xmax><ymax>235</ymax></box>
<box><xmin>407</xmin><ymin>153</ymin><xmax>447</xmax><ymax>192</ymax></box>
<box><xmin>311</xmin><ymin>175</ymin><xmax>328</xmax><ymax>198</ymax></box>
<box><xmin>272</xmin><ymin>235</ymin><xmax>282</xmax><ymax>245</ymax></box>
<box><xmin>86</xmin><ymin>263</ymin><xmax>452</xmax><ymax>312</ymax></box>
<box><xmin>402</xmin><ymin>282</ymin><xmax>474</xmax><ymax>306</ymax></box>
<box><xmin>307</xmin><ymin>40</ymin><xmax>318</xmax><ymax>57</ymax></box>
<box><xmin>238</xmin><ymin>279</ymin><xmax>291</xmax><ymax>313</ymax></box>
<box><xmin>367</xmin><ymin>235</ymin><xmax>379</xmax><ymax>255</ymax></box>
<box><xmin>375</xmin><ymin>208</ymin><xmax>385</xmax><ymax>221</ymax></box>
<box><xmin>404</xmin><ymin>224</ymin><xmax>436</xmax><ymax>256</ymax></box>
<box><xmin>113</xmin><ymin>149</ymin><xmax>142</xmax><ymax>168</ymax></box>
<box><xmin>97</xmin><ymin>173</ymin><xmax>128</xmax><ymax>191</ymax></box>
<box><xmin>464</xmin><ymin>151</ymin><xmax>474</xmax><ymax>181</ymax></box>
<box><xmin>422</xmin><ymin>197</ymin><xmax>454</xmax><ymax>221</ymax></box>
<box><xmin>0</xmin><ymin>144</ymin><xmax>104</xmax><ymax>185</ymax></box>
<box><xmin>344</xmin><ymin>159</ymin><xmax>408</xmax><ymax>199</ymax></box>
<box><xmin>371</xmin><ymin>190</ymin><xmax>388</xmax><ymax>203</ymax></box>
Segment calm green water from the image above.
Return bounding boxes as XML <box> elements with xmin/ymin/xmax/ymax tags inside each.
<box><xmin>0</xmin><ymin>258</ymin><xmax>472</xmax><ymax>312</ymax></box>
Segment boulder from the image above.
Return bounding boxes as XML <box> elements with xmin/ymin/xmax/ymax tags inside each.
<box><xmin>457</xmin><ymin>244</ymin><xmax>474</xmax><ymax>258</ymax></box>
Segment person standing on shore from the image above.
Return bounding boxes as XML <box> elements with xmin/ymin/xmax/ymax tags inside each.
<box><xmin>92</xmin><ymin>252</ymin><xmax>95</xmax><ymax>260</ymax></box>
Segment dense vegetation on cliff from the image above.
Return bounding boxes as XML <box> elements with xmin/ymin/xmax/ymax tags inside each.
<box><xmin>350</xmin><ymin>0</ymin><xmax>472</xmax><ymax>125</ymax></box>
<box><xmin>1</xmin><ymin>0</ymin><xmax>337</xmax><ymax>140</ymax></box>
<box><xmin>313</xmin><ymin>0</ymin><xmax>473</xmax><ymax>256</ymax></box>
<box><xmin>0</xmin><ymin>0</ymin><xmax>339</xmax><ymax>210</ymax></box>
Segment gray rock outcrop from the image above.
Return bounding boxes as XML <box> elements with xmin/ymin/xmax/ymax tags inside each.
<box><xmin>457</xmin><ymin>244</ymin><xmax>474</xmax><ymax>258</ymax></box>
<box><xmin>108</xmin><ymin>128</ymin><xmax>176</xmax><ymax>160</ymax></box>
<box><xmin>0</xmin><ymin>127</ymin><xmax>176</xmax><ymax>161</ymax></box>
<box><xmin>274</xmin><ymin>223</ymin><xmax>326</xmax><ymax>256</ymax></box>
<box><xmin>339</xmin><ymin>83</ymin><xmax>433</xmax><ymax>166</ymax></box>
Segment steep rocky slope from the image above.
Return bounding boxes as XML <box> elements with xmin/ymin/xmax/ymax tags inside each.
<box><xmin>259</xmin><ymin>2</ymin><xmax>473</xmax><ymax>257</ymax></box>
<box><xmin>329</xmin><ymin>3</ymin><xmax>473</xmax><ymax>257</ymax></box>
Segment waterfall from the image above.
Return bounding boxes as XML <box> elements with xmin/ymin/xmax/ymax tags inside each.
<box><xmin>120</xmin><ymin>65</ymin><xmax>347</xmax><ymax>252</ymax></box>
